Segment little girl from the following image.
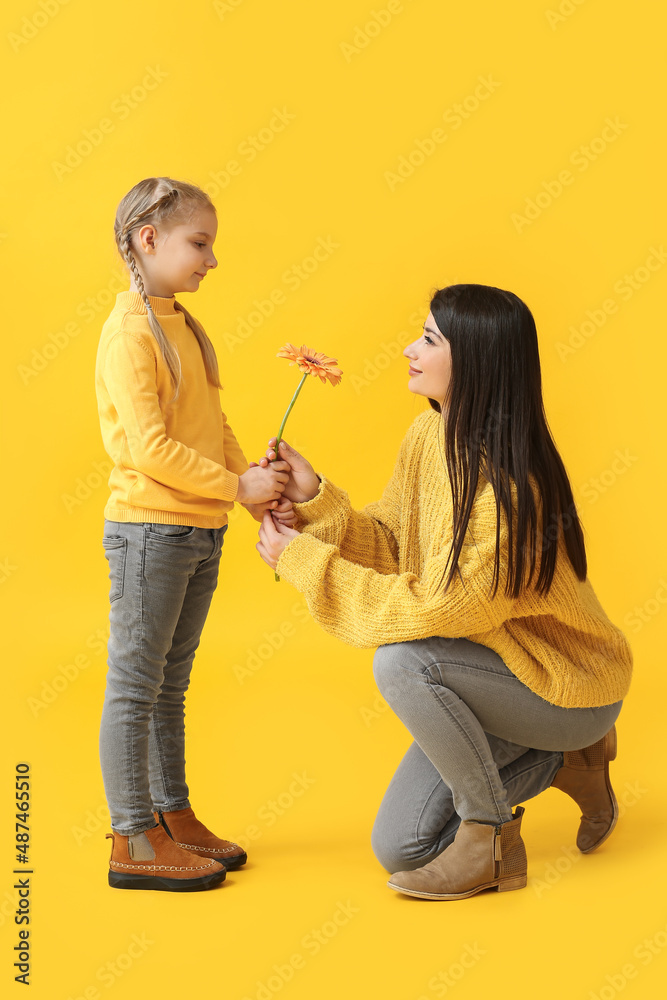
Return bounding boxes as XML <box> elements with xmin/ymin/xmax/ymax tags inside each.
<box><xmin>96</xmin><ymin>176</ymin><xmax>291</xmax><ymax>892</ymax></box>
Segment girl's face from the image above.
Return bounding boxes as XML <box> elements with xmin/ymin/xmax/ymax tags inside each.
<box><xmin>132</xmin><ymin>206</ymin><xmax>219</xmax><ymax>297</ymax></box>
<box><xmin>403</xmin><ymin>312</ymin><xmax>452</xmax><ymax>407</ymax></box>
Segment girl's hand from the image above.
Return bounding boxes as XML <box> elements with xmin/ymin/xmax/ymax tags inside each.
<box><xmin>241</xmin><ymin>462</ymin><xmax>284</xmax><ymax>521</ymax></box>
<box><xmin>258</xmin><ymin>439</ymin><xmax>320</xmax><ymax>503</ymax></box>
<box><xmin>236</xmin><ymin>461</ymin><xmax>290</xmax><ymax>504</ymax></box>
<box><xmin>256</xmin><ymin>510</ymin><xmax>300</xmax><ymax>570</ymax></box>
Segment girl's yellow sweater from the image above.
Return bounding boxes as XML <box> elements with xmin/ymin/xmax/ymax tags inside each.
<box><xmin>276</xmin><ymin>410</ymin><xmax>633</xmax><ymax>709</ymax></box>
<box><xmin>95</xmin><ymin>291</ymin><xmax>248</xmax><ymax>528</ymax></box>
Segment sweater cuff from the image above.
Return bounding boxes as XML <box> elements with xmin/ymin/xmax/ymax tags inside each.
<box><xmin>221</xmin><ymin>470</ymin><xmax>240</xmax><ymax>502</ymax></box>
<box><xmin>293</xmin><ymin>475</ymin><xmax>349</xmax><ymax>528</ymax></box>
<box><xmin>275</xmin><ymin>530</ymin><xmax>331</xmax><ymax>592</ymax></box>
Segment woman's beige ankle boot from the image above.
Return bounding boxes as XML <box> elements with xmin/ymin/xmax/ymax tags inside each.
<box><xmin>551</xmin><ymin>725</ymin><xmax>618</xmax><ymax>853</ymax></box>
<box><xmin>387</xmin><ymin>806</ymin><xmax>527</xmax><ymax>900</ymax></box>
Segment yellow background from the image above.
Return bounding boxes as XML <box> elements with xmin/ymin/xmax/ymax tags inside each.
<box><xmin>2</xmin><ymin>0</ymin><xmax>665</xmax><ymax>997</ymax></box>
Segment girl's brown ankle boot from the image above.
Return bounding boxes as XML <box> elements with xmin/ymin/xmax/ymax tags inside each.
<box><xmin>156</xmin><ymin>806</ymin><xmax>248</xmax><ymax>870</ymax></box>
<box><xmin>107</xmin><ymin>822</ymin><xmax>226</xmax><ymax>891</ymax></box>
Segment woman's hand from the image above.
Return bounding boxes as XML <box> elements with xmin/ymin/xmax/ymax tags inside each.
<box><xmin>258</xmin><ymin>439</ymin><xmax>321</xmax><ymax>503</ymax></box>
<box><xmin>256</xmin><ymin>510</ymin><xmax>300</xmax><ymax>570</ymax></box>
<box><xmin>271</xmin><ymin>497</ymin><xmax>299</xmax><ymax>527</ymax></box>
<box><xmin>243</xmin><ymin>498</ymin><xmax>298</xmax><ymax>525</ymax></box>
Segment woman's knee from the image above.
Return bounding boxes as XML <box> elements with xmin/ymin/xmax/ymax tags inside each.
<box><xmin>370</xmin><ymin>838</ymin><xmax>406</xmax><ymax>874</ymax></box>
<box><xmin>370</xmin><ymin>818</ymin><xmax>420</xmax><ymax>874</ymax></box>
<box><xmin>373</xmin><ymin>642</ymin><xmax>429</xmax><ymax>702</ymax></box>
<box><xmin>371</xmin><ymin>817</ymin><xmax>453</xmax><ymax>874</ymax></box>
<box><xmin>372</xmin><ymin>644</ymin><xmax>405</xmax><ymax>698</ymax></box>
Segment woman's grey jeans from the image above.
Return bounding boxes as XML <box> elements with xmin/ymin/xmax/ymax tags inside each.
<box><xmin>99</xmin><ymin>519</ymin><xmax>226</xmax><ymax>836</ymax></box>
<box><xmin>371</xmin><ymin>637</ymin><xmax>622</xmax><ymax>873</ymax></box>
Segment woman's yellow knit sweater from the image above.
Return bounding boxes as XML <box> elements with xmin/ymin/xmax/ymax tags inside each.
<box><xmin>275</xmin><ymin>410</ymin><xmax>633</xmax><ymax>709</ymax></box>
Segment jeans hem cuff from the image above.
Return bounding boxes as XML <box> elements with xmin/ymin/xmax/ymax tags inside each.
<box><xmin>153</xmin><ymin>800</ymin><xmax>191</xmax><ymax>814</ymax></box>
<box><xmin>112</xmin><ymin>821</ymin><xmax>160</xmax><ymax>837</ymax></box>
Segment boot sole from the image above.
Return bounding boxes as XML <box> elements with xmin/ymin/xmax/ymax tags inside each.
<box><xmin>579</xmin><ymin>775</ymin><xmax>619</xmax><ymax>854</ymax></box>
<box><xmin>554</xmin><ymin>725</ymin><xmax>620</xmax><ymax>854</ymax></box>
<box><xmin>386</xmin><ymin>875</ymin><xmax>527</xmax><ymax>900</ymax></box>
<box><xmin>108</xmin><ymin>868</ymin><xmax>226</xmax><ymax>892</ymax></box>
<box><xmin>579</xmin><ymin>728</ymin><xmax>619</xmax><ymax>853</ymax></box>
<box><xmin>212</xmin><ymin>852</ymin><xmax>247</xmax><ymax>870</ymax></box>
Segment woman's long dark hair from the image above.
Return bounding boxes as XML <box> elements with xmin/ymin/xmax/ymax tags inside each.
<box><xmin>429</xmin><ymin>283</ymin><xmax>586</xmax><ymax>598</ymax></box>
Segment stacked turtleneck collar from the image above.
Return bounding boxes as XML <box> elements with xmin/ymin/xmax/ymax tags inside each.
<box><xmin>115</xmin><ymin>290</ymin><xmax>178</xmax><ymax>316</ymax></box>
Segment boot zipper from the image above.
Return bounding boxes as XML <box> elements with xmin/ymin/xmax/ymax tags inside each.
<box><xmin>494</xmin><ymin>828</ymin><xmax>502</xmax><ymax>862</ymax></box>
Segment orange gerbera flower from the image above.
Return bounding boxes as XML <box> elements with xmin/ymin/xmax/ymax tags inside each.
<box><xmin>277</xmin><ymin>343</ymin><xmax>343</xmax><ymax>387</ymax></box>
<box><xmin>272</xmin><ymin>342</ymin><xmax>343</xmax><ymax>582</ymax></box>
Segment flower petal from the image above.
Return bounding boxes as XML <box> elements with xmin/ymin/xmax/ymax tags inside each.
<box><xmin>277</xmin><ymin>342</ymin><xmax>343</xmax><ymax>386</ymax></box>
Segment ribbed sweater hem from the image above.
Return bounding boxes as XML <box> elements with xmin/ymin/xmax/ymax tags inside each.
<box><xmin>104</xmin><ymin>504</ymin><xmax>229</xmax><ymax>529</ymax></box>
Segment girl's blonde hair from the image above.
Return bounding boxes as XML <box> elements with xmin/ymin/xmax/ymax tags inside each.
<box><xmin>114</xmin><ymin>176</ymin><xmax>221</xmax><ymax>398</ymax></box>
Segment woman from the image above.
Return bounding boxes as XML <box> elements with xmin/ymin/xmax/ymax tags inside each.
<box><xmin>256</xmin><ymin>283</ymin><xmax>633</xmax><ymax>900</ymax></box>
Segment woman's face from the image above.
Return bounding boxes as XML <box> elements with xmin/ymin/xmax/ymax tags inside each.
<box><xmin>403</xmin><ymin>312</ymin><xmax>452</xmax><ymax>406</ymax></box>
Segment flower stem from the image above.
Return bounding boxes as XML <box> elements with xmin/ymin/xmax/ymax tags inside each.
<box><xmin>275</xmin><ymin>373</ymin><xmax>308</xmax><ymax>453</ymax></box>
<box><xmin>273</xmin><ymin>372</ymin><xmax>308</xmax><ymax>582</ymax></box>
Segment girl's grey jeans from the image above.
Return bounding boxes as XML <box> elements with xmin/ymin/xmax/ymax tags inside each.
<box><xmin>371</xmin><ymin>636</ymin><xmax>622</xmax><ymax>872</ymax></box>
<box><xmin>99</xmin><ymin>519</ymin><xmax>226</xmax><ymax>836</ymax></box>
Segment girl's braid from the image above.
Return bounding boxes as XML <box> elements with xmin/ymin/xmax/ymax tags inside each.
<box><xmin>112</xmin><ymin>179</ymin><xmax>220</xmax><ymax>397</ymax></box>
<box><xmin>118</xmin><ymin>188</ymin><xmax>179</xmax><ymax>314</ymax></box>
